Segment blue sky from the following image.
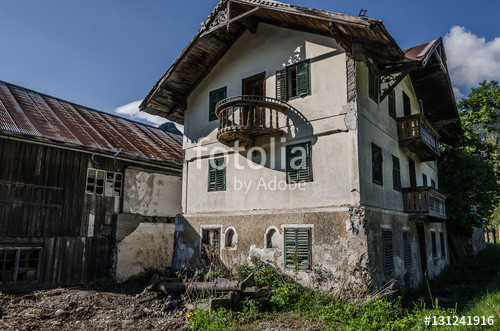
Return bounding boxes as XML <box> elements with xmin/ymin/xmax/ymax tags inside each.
<box><xmin>1</xmin><ymin>0</ymin><xmax>499</xmax><ymax>127</ymax></box>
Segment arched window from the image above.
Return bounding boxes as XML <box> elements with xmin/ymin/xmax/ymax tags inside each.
<box><xmin>225</xmin><ymin>229</ymin><xmax>235</xmax><ymax>248</ymax></box>
<box><xmin>266</xmin><ymin>229</ymin><xmax>277</xmax><ymax>248</ymax></box>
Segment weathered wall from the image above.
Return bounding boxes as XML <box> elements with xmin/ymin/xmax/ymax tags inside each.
<box><xmin>356</xmin><ymin>60</ymin><xmax>439</xmax><ymax>211</ymax></box>
<box><xmin>182</xmin><ymin>23</ymin><xmax>360</xmax><ymax>214</ymax></box>
<box><xmin>366</xmin><ymin>208</ymin><xmax>449</xmax><ymax>288</ymax></box>
<box><xmin>123</xmin><ymin>167</ymin><xmax>182</xmax><ymax>217</ymax></box>
<box><xmin>175</xmin><ymin>209</ymin><xmax>370</xmax><ymax>292</ymax></box>
<box><xmin>115</xmin><ymin>221</ymin><xmax>175</xmax><ymax>280</ymax></box>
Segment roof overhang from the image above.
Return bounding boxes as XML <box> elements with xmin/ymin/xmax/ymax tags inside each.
<box><xmin>140</xmin><ymin>0</ymin><xmax>405</xmax><ymax>124</ymax></box>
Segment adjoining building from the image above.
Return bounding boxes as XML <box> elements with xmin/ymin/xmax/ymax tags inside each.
<box><xmin>141</xmin><ymin>0</ymin><xmax>460</xmax><ymax>291</ymax></box>
<box><xmin>0</xmin><ymin>81</ymin><xmax>182</xmax><ymax>291</ymax></box>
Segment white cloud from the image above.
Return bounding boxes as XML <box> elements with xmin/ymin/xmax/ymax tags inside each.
<box><xmin>114</xmin><ymin>99</ymin><xmax>184</xmax><ymax>132</ymax></box>
<box><xmin>444</xmin><ymin>26</ymin><xmax>500</xmax><ymax>97</ymax></box>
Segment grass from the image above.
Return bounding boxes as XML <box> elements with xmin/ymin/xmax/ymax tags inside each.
<box><xmin>184</xmin><ymin>244</ymin><xmax>500</xmax><ymax>330</ymax></box>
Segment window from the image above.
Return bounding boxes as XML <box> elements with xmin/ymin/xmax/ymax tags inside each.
<box><xmin>392</xmin><ymin>156</ymin><xmax>401</xmax><ymax>191</ymax></box>
<box><xmin>382</xmin><ymin>228</ymin><xmax>394</xmax><ymax>274</ymax></box>
<box><xmin>266</xmin><ymin>229</ymin><xmax>277</xmax><ymax>248</ymax></box>
<box><xmin>0</xmin><ymin>248</ymin><xmax>41</xmax><ymax>284</ymax></box>
<box><xmin>201</xmin><ymin>228</ymin><xmax>220</xmax><ymax>261</ymax></box>
<box><xmin>440</xmin><ymin>232</ymin><xmax>446</xmax><ymax>258</ymax></box>
<box><xmin>284</xmin><ymin>228</ymin><xmax>312</xmax><ymax>270</ymax></box>
<box><xmin>208</xmin><ymin>158</ymin><xmax>226</xmax><ymax>191</ymax></box>
<box><xmin>225</xmin><ymin>229</ymin><xmax>235</xmax><ymax>248</ymax></box>
<box><xmin>431</xmin><ymin>231</ymin><xmax>437</xmax><ymax>258</ymax></box>
<box><xmin>372</xmin><ymin>144</ymin><xmax>383</xmax><ymax>185</ymax></box>
<box><xmin>276</xmin><ymin>60</ymin><xmax>311</xmax><ymax>101</ymax></box>
<box><xmin>86</xmin><ymin>169</ymin><xmax>122</xmax><ymax>197</ymax></box>
<box><xmin>403</xmin><ymin>92</ymin><xmax>411</xmax><ymax>116</ymax></box>
<box><xmin>402</xmin><ymin>229</ymin><xmax>412</xmax><ymax>269</ymax></box>
<box><xmin>388</xmin><ymin>89</ymin><xmax>396</xmax><ymax>119</ymax></box>
<box><xmin>431</xmin><ymin>179</ymin><xmax>436</xmax><ymax>189</ymax></box>
<box><xmin>368</xmin><ymin>61</ymin><xmax>379</xmax><ymax>103</ymax></box>
<box><xmin>209</xmin><ymin>87</ymin><xmax>227</xmax><ymax>122</ymax></box>
<box><xmin>286</xmin><ymin>142</ymin><xmax>313</xmax><ymax>183</ymax></box>
<box><xmin>422</xmin><ymin>174</ymin><xmax>428</xmax><ymax>187</ymax></box>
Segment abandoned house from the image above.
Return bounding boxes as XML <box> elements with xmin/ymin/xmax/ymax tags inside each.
<box><xmin>0</xmin><ymin>81</ymin><xmax>183</xmax><ymax>291</ymax></box>
<box><xmin>140</xmin><ymin>0</ymin><xmax>461</xmax><ymax>291</ymax></box>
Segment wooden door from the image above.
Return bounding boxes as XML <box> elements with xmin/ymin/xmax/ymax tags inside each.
<box><xmin>242</xmin><ymin>72</ymin><xmax>266</xmax><ymax>126</ymax></box>
<box><xmin>409</xmin><ymin>158</ymin><xmax>416</xmax><ymax>187</ymax></box>
<box><xmin>417</xmin><ymin>224</ymin><xmax>427</xmax><ymax>277</ymax></box>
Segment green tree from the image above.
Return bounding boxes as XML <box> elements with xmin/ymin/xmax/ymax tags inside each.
<box><xmin>439</xmin><ymin>80</ymin><xmax>500</xmax><ymax>234</ymax></box>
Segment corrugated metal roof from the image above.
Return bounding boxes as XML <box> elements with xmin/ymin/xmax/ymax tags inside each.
<box><xmin>0</xmin><ymin>80</ymin><xmax>183</xmax><ymax>166</ymax></box>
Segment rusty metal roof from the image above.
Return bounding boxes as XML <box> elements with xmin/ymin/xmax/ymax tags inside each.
<box><xmin>0</xmin><ymin>80</ymin><xmax>183</xmax><ymax>167</ymax></box>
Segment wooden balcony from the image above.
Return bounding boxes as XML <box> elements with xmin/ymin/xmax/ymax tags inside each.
<box><xmin>397</xmin><ymin>114</ymin><xmax>441</xmax><ymax>161</ymax></box>
<box><xmin>402</xmin><ymin>186</ymin><xmax>447</xmax><ymax>221</ymax></box>
<box><xmin>216</xmin><ymin>96</ymin><xmax>287</xmax><ymax>148</ymax></box>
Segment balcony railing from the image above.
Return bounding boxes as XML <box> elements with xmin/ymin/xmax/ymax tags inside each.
<box><xmin>402</xmin><ymin>186</ymin><xmax>447</xmax><ymax>220</ymax></box>
<box><xmin>397</xmin><ymin>114</ymin><xmax>441</xmax><ymax>161</ymax></box>
<box><xmin>216</xmin><ymin>95</ymin><xmax>287</xmax><ymax>148</ymax></box>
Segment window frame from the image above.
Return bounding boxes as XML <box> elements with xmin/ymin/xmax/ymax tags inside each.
<box><xmin>284</xmin><ymin>227</ymin><xmax>312</xmax><ymax>271</ymax></box>
<box><xmin>0</xmin><ymin>247</ymin><xmax>42</xmax><ymax>284</ymax></box>
<box><xmin>368</xmin><ymin>61</ymin><xmax>380</xmax><ymax>104</ymax></box>
<box><xmin>209</xmin><ymin>86</ymin><xmax>227</xmax><ymax>122</ymax></box>
<box><xmin>276</xmin><ymin>59</ymin><xmax>311</xmax><ymax>101</ymax></box>
<box><xmin>86</xmin><ymin>168</ymin><xmax>122</xmax><ymax>197</ymax></box>
<box><xmin>208</xmin><ymin>157</ymin><xmax>227</xmax><ymax>192</ymax></box>
<box><xmin>286</xmin><ymin>141</ymin><xmax>313</xmax><ymax>183</ymax></box>
<box><xmin>422</xmin><ymin>174</ymin><xmax>428</xmax><ymax>187</ymax></box>
<box><xmin>372</xmin><ymin>143</ymin><xmax>383</xmax><ymax>186</ymax></box>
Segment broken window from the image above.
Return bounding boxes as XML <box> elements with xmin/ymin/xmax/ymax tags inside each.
<box><xmin>0</xmin><ymin>248</ymin><xmax>41</xmax><ymax>284</ymax></box>
<box><xmin>209</xmin><ymin>87</ymin><xmax>227</xmax><ymax>122</ymax></box>
<box><xmin>402</xmin><ymin>229</ymin><xmax>412</xmax><ymax>269</ymax></box>
<box><xmin>225</xmin><ymin>229</ymin><xmax>235</xmax><ymax>248</ymax></box>
<box><xmin>86</xmin><ymin>169</ymin><xmax>122</xmax><ymax>196</ymax></box>
<box><xmin>372</xmin><ymin>144</ymin><xmax>383</xmax><ymax>185</ymax></box>
<box><xmin>286</xmin><ymin>142</ymin><xmax>312</xmax><ymax>183</ymax></box>
<box><xmin>382</xmin><ymin>228</ymin><xmax>394</xmax><ymax>274</ymax></box>
<box><xmin>266</xmin><ymin>229</ymin><xmax>277</xmax><ymax>248</ymax></box>
<box><xmin>368</xmin><ymin>61</ymin><xmax>379</xmax><ymax>103</ymax></box>
<box><xmin>440</xmin><ymin>232</ymin><xmax>446</xmax><ymax>258</ymax></box>
<box><xmin>208</xmin><ymin>158</ymin><xmax>226</xmax><ymax>192</ymax></box>
<box><xmin>431</xmin><ymin>231</ymin><xmax>437</xmax><ymax>258</ymax></box>
<box><xmin>276</xmin><ymin>60</ymin><xmax>311</xmax><ymax>101</ymax></box>
<box><xmin>201</xmin><ymin>228</ymin><xmax>220</xmax><ymax>262</ymax></box>
<box><xmin>284</xmin><ymin>228</ymin><xmax>311</xmax><ymax>271</ymax></box>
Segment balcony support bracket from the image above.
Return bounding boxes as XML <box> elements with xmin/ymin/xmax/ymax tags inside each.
<box><xmin>380</xmin><ymin>72</ymin><xmax>407</xmax><ymax>102</ymax></box>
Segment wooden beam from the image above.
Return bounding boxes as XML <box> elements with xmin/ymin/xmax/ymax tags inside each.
<box><xmin>380</xmin><ymin>73</ymin><xmax>407</xmax><ymax>102</ymax></box>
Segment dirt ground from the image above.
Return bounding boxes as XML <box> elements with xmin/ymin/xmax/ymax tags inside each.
<box><xmin>0</xmin><ymin>282</ymin><xmax>188</xmax><ymax>330</ymax></box>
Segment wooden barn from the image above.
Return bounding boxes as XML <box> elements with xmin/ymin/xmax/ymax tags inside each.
<box><xmin>0</xmin><ymin>81</ymin><xmax>183</xmax><ymax>291</ymax></box>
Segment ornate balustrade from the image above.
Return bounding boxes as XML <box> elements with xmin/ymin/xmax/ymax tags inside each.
<box><xmin>216</xmin><ymin>96</ymin><xmax>287</xmax><ymax>148</ymax></box>
<box><xmin>402</xmin><ymin>186</ymin><xmax>446</xmax><ymax>220</ymax></box>
<box><xmin>397</xmin><ymin>114</ymin><xmax>440</xmax><ymax>161</ymax></box>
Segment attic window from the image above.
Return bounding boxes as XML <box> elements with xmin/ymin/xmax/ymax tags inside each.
<box><xmin>86</xmin><ymin>169</ymin><xmax>122</xmax><ymax>196</ymax></box>
<box><xmin>276</xmin><ymin>60</ymin><xmax>311</xmax><ymax>101</ymax></box>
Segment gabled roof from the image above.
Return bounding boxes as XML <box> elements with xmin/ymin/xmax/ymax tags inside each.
<box><xmin>0</xmin><ymin>80</ymin><xmax>183</xmax><ymax>167</ymax></box>
<box><xmin>403</xmin><ymin>38</ymin><xmax>461</xmax><ymax>144</ymax></box>
<box><xmin>140</xmin><ymin>0</ymin><xmax>405</xmax><ymax>124</ymax></box>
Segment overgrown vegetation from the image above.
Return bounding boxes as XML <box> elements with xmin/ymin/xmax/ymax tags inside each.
<box><xmin>181</xmin><ymin>252</ymin><xmax>500</xmax><ymax>330</ymax></box>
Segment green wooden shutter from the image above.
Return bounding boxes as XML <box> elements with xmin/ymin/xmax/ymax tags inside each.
<box><xmin>284</xmin><ymin>228</ymin><xmax>311</xmax><ymax>270</ymax></box>
<box><xmin>368</xmin><ymin>62</ymin><xmax>379</xmax><ymax>103</ymax></box>
<box><xmin>440</xmin><ymin>232</ymin><xmax>446</xmax><ymax>257</ymax></box>
<box><xmin>382</xmin><ymin>228</ymin><xmax>394</xmax><ymax>274</ymax></box>
<box><xmin>209</xmin><ymin>87</ymin><xmax>227</xmax><ymax>122</ymax></box>
<box><xmin>208</xmin><ymin>157</ymin><xmax>226</xmax><ymax>191</ymax></box>
<box><xmin>286</xmin><ymin>142</ymin><xmax>312</xmax><ymax>183</ymax></box>
<box><xmin>276</xmin><ymin>68</ymin><xmax>288</xmax><ymax>101</ymax></box>
<box><xmin>431</xmin><ymin>231</ymin><xmax>437</xmax><ymax>257</ymax></box>
<box><xmin>297</xmin><ymin>61</ymin><xmax>310</xmax><ymax>97</ymax></box>
<box><xmin>392</xmin><ymin>155</ymin><xmax>401</xmax><ymax>191</ymax></box>
<box><xmin>403</xmin><ymin>230</ymin><xmax>412</xmax><ymax>269</ymax></box>
<box><xmin>388</xmin><ymin>89</ymin><xmax>396</xmax><ymax>119</ymax></box>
